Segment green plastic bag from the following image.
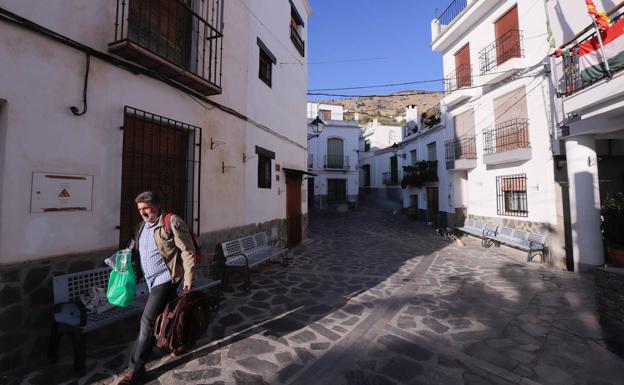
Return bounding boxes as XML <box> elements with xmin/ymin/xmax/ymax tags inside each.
<box><xmin>106</xmin><ymin>249</ymin><xmax>136</xmax><ymax>307</ymax></box>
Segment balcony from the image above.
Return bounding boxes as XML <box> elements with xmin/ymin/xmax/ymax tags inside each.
<box><xmin>291</xmin><ymin>25</ymin><xmax>305</xmax><ymax>57</ymax></box>
<box><xmin>431</xmin><ymin>0</ymin><xmax>503</xmax><ymax>52</ymax></box>
<box><xmin>483</xmin><ymin>118</ymin><xmax>531</xmax><ymax>165</ymax></box>
<box><xmin>444</xmin><ymin>65</ymin><xmax>477</xmax><ymax>107</ymax></box>
<box><xmin>445</xmin><ymin>136</ymin><xmax>477</xmax><ymax>170</ymax></box>
<box><xmin>478</xmin><ymin>30</ymin><xmax>525</xmax><ymax>85</ymax></box>
<box><xmin>324</xmin><ymin>155</ymin><xmax>349</xmax><ymax>170</ymax></box>
<box><xmin>109</xmin><ymin>0</ymin><xmax>223</xmax><ymax>96</ymax></box>
<box><xmin>383</xmin><ymin>171</ymin><xmax>400</xmax><ymax>185</ymax></box>
<box><xmin>556</xmin><ymin>10</ymin><xmax>624</xmax><ymax>108</ymax></box>
<box><xmin>401</xmin><ymin>161</ymin><xmax>438</xmax><ymax>188</ymax></box>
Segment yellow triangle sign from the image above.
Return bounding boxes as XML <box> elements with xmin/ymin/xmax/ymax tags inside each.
<box><xmin>58</xmin><ymin>189</ymin><xmax>71</xmax><ymax>198</ymax></box>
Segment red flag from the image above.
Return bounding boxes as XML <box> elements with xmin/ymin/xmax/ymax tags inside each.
<box><xmin>586</xmin><ymin>0</ymin><xmax>611</xmax><ymax>31</ymax></box>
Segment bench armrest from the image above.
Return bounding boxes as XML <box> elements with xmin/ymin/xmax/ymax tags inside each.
<box><xmin>225</xmin><ymin>253</ymin><xmax>249</xmax><ymax>267</ymax></box>
<box><xmin>54</xmin><ymin>301</ymin><xmax>87</xmax><ymax>327</ymax></box>
<box><xmin>528</xmin><ymin>240</ymin><xmax>544</xmax><ymax>251</ymax></box>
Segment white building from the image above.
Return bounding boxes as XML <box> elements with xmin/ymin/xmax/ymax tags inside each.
<box><xmin>431</xmin><ymin>0</ymin><xmax>564</xmax><ymax>265</ymax></box>
<box><xmin>546</xmin><ymin>0</ymin><xmax>624</xmax><ymax>271</ymax></box>
<box><xmin>0</xmin><ymin>0</ymin><xmax>311</xmax><ymax>370</ymax></box>
<box><xmin>307</xmin><ymin>103</ymin><xmax>360</xmax><ymax>209</ymax></box>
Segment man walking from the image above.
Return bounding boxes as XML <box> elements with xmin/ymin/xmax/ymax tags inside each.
<box><xmin>117</xmin><ymin>191</ymin><xmax>196</xmax><ymax>385</ymax></box>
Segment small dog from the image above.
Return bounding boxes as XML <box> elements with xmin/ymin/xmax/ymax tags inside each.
<box><xmin>435</xmin><ymin>228</ymin><xmax>465</xmax><ymax>247</ymax></box>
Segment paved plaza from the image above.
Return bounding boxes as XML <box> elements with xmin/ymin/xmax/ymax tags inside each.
<box><xmin>7</xmin><ymin>207</ymin><xmax>624</xmax><ymax>385</ymax></box>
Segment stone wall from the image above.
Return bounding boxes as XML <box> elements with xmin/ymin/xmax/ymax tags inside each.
<box><xmin>0</xmin><ymin>218</ymin><xmax>289</xmax><ymax>374</ymax></box>
<box><xmin>595</xmin><ymin>267</ymin><xmax>624</xmax><ymax>345</ymax></box>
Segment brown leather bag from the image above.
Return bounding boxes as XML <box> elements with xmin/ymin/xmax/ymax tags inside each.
<box><xmin>153</xmin><ymin>290</ymin><xmax>218</xmax><ymax>352</ymax></box>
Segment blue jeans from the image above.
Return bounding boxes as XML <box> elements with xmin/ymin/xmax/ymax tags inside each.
<box><xmin>128</xmin><ymin>281</ymin><xmax>177</xmax><ymax>372</ymax></box>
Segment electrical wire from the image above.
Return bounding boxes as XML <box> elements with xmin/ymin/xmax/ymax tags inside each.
<box><xmin>280</xmin><ymin>57</ymin><xmax>389</xmax><ymax>65</ymax></box>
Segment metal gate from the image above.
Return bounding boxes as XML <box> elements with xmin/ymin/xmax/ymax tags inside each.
<box><xmin>119</xmin><ymin>106</ymin><xmax>201</xmax><ymax>246</ymax></box>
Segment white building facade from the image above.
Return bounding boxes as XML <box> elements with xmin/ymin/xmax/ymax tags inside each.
<box><xmin>432</xmin><ymin>0</ymin><xmax>564</xmax><ymax>265</ymax></box>
<box><xmin>307</xmin><ymin>103</ymin><xmax>360</xmax><ymax>209</ymax></box>
<box><xmin>0</xmin><ymin>0</ymin><xmax>311</xmax><ymax>370</ymax></box>
<box><xmin>546</xmin><ymin>0</ymin><xmax>624</xmax><ymax>271</ymax></box>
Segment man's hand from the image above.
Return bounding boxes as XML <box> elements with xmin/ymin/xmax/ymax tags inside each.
<box><xmin>183</xmin><ymin>285</ymin><xmax>192</xmax><ymax>292</ymax></box>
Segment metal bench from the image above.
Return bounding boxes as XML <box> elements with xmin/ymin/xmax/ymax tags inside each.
<box><xmin>457</xmin><ymin>219</ymin><xmax>499</xmax><ymax>247</ymax></box>
<box><xmin>488</xmin><ymin>227</ymin><xmax>547</xmax><ymax>262</ymax></box>
<box><xmin>48</xmin><ymin>266</ymin><xmax>220</xmax><ymax>373</ymax></box>
<box><xmin>221</xmin><ymin>232</ymin><xmax>288</xmax><ymax>291</ymax></box>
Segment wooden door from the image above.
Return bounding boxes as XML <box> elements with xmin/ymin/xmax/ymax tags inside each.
<box><xmin>327</xmin><ymin>179</ymin><xmax>346</xmax><ymax>202</ymax></box>
<box><xmin>495</xmin><ymin>5</ymin><xmax>520</xmax><ymax>65</ymax></box>
<box><xmin>454</xmin><ymin>44</ymin><xmax>471</xmax><ymax>88</ymax></box>
<box><xmin>426</xmin><ymin>187</ymin><xmax>439</xmax><ymax>226</ymax></box>
<box><xmin>119</xmin><ymin>114</ymin><xmax>189</xmax><ymax>246</ymax></box>
<box><xmin>286</xmin><ymin>176</ymin><xmax>303</xmax><ymax>247</ymax></box>
<box><xmin>390</xmin><ymin>156</ymin><xmax>398</xmax><ymax>184</ymax></box>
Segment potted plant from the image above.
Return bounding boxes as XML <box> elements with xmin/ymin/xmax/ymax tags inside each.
<box><xmin>602</xmin><ymin>192</ymin><xmax>624</xmax><ymax>266</ymax></box>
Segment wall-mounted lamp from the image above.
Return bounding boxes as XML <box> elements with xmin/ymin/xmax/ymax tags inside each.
<box><xmin>211</xmin><ymin>138</ymin><xmax>225</xmax><ymax>150</ymax></box>
<box><xmin>308</xmin><ymin>116</ymin><xmax>326</xmax><ymax>140</ymax></box>
<box><xmin>391</xmin><ymin>142</ymin><xmax>406</xmax><ymax>159</ymax></box>
<box><xmin>222</xmin><ymin>161</ymin><xmax>235</xmax><ymax>174</ymax></box>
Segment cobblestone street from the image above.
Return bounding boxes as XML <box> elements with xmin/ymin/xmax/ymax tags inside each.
<box><xmin>11</xmin><ymin>207</ymin><xmax>624</xmax><ymax>385</ymax></box>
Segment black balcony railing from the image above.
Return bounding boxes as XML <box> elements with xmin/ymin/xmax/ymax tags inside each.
<box><xmin>557</xmin><ymin>10</ymin><xmax>624</xmax><ymax>97</ymax></box>
<box><xmin>436</xmin><ymin>0</ymin><xmax>468</xmax><ymax>26</ymax></box>
<box><xmin>445</xmin><ymin>64</ymin><xmax>472</xmax><ymax>92</ymax></box>
<box><xmin>401</xmin><ymin>161</ymin><xmax>438</xmax><ymax>188</ymax></box>
<box><xmin>291</xmin><ymin>25</ymin><xmax>305</xmax><ymax>56</ymax></box>
<box><xmin>445</xmin><ymin>136</ymin><xmax>477</xmax><ymax>161</ymax></box>
<box><xmin>383</xmin><ymin>171</ymin><xmax>400</xmax><ymax>185</ymax></box>
<box><xmin>479</xmin><ymin>29</ymin><xmax>524</xmax><ymax>74</ymax></box>
<box><xmin>110</xmin><ymin>0</ymin><xmax>223</xmax><ymax>95</ymax></box>
<box><xmin>483</xmin><ymin>118</ymin><xmax>530</xmax><ymax>155</ymax></box>
<box><xmin>324</xmin><ymin>155</ymin><xmax>349</xmax><ymax>169</ymax></box>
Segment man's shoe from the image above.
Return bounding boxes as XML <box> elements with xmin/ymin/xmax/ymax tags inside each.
<box><xmin>116</xmin><ymin>368</ymin><xmax>144</xmax><ymax>385</ymax></box>
<box><xmin>172</xmin><ymin>345</ymin><xmax>187</xmax><ymax>357</ymax></box>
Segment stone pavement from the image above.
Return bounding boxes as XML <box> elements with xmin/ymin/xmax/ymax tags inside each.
<box><xmin>5</xmin><ymin>207</ymin><xmax>624</xmax><ymax>385</ymax></box>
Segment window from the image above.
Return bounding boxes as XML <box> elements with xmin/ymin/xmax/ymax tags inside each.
<box><xmin>427</xmin><ymin>142</ymin><xmax>437</xmax><ymax>161</ymax></box>
<box><xmin>494</xmin><ymin>5</ymin><xmax>521</xmax><ymax>66</ymax></box>
<box><xmin>496</xmin><ymin>174</ymin><xmax>528</xmax><ymax>216</ymax></box>
<box><xmin>319</xmin><ymin>109</ymin><xmax>332</xmax><ymax>121</ymax></box>
<box><xmin>364</xmin><ymin>140</ymin><xmax>371</xmax><ymax>152</ymax></box>
<box><xmin>454</xmin><ymin>43</ymin><xmax>471</xmax><ymax>88</ymax></box>
<box><xmin>258</xmin><ymin>38</ymin><xmax>276</xmax><ymax>87</ymax></box>
<box><xmin>410</xmin><ymin>150</ymin><xmax>417</xmax><ymax>165</ymax></box>
<box><xmin>290</xmin><ymin>0</ymin><xmax>305</xmax><ymax>56</ymax></box>
<box><xmin>327</xmin><ymin>138</ymin><xmax>345</xmax><ymax>168</ymax></box>
<box><xmin>256</xmin><ymin>146</ymin><xmax>275</xmax><ymax>188</ymax></box>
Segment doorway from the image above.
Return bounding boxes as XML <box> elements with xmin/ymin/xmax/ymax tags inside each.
<box><xmin>327</xmin><ymin>179</ymin><xmax>347</xmax><ymax>202</ymax></box>
<box><xmin>307</xmin><ymin>177</ymin><xmax>315</xmax><ymax>210</ymax></box>
<box><xmin>426</xmin><ymin>187</ymin><xmax>439</xmax><ymax>226</ymax></box>
<box><xmin>286</xmin><ymin>175</ymin><xmax>303</xmax><ymax>247</ymax></box>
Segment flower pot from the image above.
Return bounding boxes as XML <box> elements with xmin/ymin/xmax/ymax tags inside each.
<box><xmin>607</xmin><ymin>246</ymin><xmax>624</xmax><ymax>267</ymax></box>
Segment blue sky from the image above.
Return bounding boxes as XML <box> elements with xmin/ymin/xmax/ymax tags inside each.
<box><xmin>307</xmin><ymin>0</ymin><xmax>447</xmax><ymax>101</ymax></box>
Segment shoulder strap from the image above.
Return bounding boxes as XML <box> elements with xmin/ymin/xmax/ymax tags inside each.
<box><xmin>163</xmin><ymin>213</ymin><xmax>174</xmax><ymax>234</ymax></box>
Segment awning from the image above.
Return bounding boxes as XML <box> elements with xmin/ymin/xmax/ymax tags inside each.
<box><xmin>283</xmin><ymin>168</ymin><xmax>316</xmax><ymax>179</ymax></box>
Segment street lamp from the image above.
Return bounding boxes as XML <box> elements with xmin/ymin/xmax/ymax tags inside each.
<box><xmin>309</xmin><ymin>115</ymin><xmax>326</xmax><ymax>209</ymax></box>
<box><xmin>309</xmin><ymin>115</ymin><xmax>326</xmax><ymax>139</ymax></box>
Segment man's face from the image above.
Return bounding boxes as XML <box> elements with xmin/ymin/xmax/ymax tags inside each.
<box><xmin>137</xmin><ymin>202</ymin><xmax>160</xmax><ymax>224</ymax></box>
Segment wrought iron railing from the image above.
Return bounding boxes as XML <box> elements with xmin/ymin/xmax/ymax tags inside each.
<box><xmin>496</xmin><ymin>174</ymin><xmax>528</xmax><ymax>217</ymax></box>
<box><xmin>445</xmin><ymin>136</ymin><xmax>477</xmax><ymax>161</ymax></box>
<box><xmin>445</xmin><ymin>64</ymin><xmax>472</xmax><ymax>92</ymax></box>
<box><xmin>557</xmin><ymin>10</ymin><xmax>624</xmax><ymax>97</ymax></box>
<box><xmin>324</xmin><ymin>155</ymin><xmax>349</xmax><ymax>169</ymax></box>
<box><xmin>383</xmin><ymin>171</ymin><xmax>400</xmax><ymax>185</ymax></box>
<box><xmin>479</xmin><ymin>29</ymin><xmax>524</xmax><ymax>74</ymax></box>
<box><xmin>111</xmin><ymin>0</ymin><xmax>223</xmax><ymax>92</ymax></box>
<box><xmin>291</xmin><ymin>25</ymin><xmax>305</xmax><ymax>56</ymax></box>
<box><xmin>436</xmin><ymin>0</ymin><xmax>468</xmax><ymax>26</ymax></box>
<box><xmin>483</xmin><ymin>118</ymin><xmax>530</xmax><ymax>155</ymax></box>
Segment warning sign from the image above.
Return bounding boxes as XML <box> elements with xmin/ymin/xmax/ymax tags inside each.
<box><xmin>31</xmin><ymin>172</ymin><xmax>93</xmax><ymax>213</ymax></box>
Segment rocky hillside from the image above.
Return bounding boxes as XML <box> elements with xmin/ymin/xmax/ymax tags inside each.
<box><xmin>320</xmin><ymin>90</ymin><xmax>444</xmax><ymax>125</ymax></box>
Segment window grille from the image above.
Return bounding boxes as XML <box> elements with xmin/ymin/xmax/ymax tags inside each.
<box><xmin>496</xmin><ymin>174</ymin><xmax>528</xmax><ymax>217</ymax></box>
<box><xmin>256</xmin><ymin>146</ymin><xmax>274</xmax><ymax>189</ymax></box>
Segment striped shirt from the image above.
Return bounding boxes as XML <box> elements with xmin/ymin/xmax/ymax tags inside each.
<box><xmin>138</xmin><ymin>220</ymin><xmax>172</xmax><ymax>291</ymax></box>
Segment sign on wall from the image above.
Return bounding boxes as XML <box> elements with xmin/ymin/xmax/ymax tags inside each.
<box><xmin>30</xmin><ymin>172</ymin><xmax>94</xmax><ymax>213</ymax></box>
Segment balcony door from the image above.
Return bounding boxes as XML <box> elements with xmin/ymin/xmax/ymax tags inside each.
<box><xmin>495</xmin><ymin>5</ymin><xmax>520</xmax><ymax>65</ymax></box>
<box><xmin>454</xmin><ymin>44</ymin><xmax>471</xmax><ymax>88</ymax></box>
<box><xmin>327</xmin><ymin>138</ymin><xmax>344</xmax><ymax>168</ymax></box>
<box><xmin>493</xmin><ymin>86</ymin><xmax>528</xmax><ymax>153</ymax></box>
<box><xmin>128</xmin><ymin>0</ymin><xmax>194</xmax><ymax>70</ymax></box>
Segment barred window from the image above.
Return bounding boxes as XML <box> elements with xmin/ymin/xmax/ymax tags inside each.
<box><xmin>496</xmin><ymin>174</ymin><xmax>528</xmax><ymax>216</ymax></box>
<box><xmin>257</xmin><ymin>38</ymin><xmax>276</xmax><ymax>87</ymax></box>
<box><xmin>256</xmin><ymin>146</ymin><xmax>275</xmax><ymax>189</ymax></box>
